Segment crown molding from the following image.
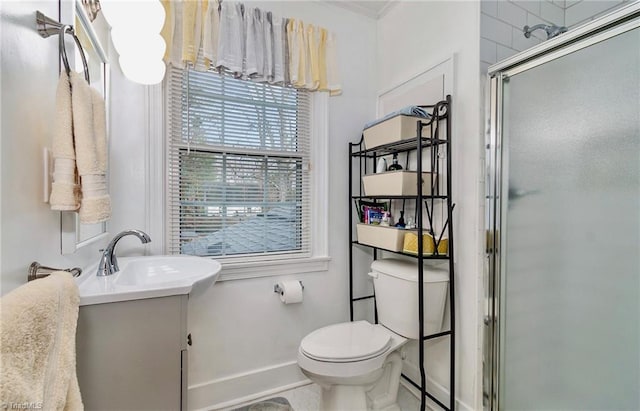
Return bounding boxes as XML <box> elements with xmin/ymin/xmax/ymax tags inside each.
<box><xmin>322</xmin><ymin>1</ymin><xmax>396</xmax><ymax>20</ymax></box>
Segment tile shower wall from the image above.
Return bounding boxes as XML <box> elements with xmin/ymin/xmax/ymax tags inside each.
<box><xmin>481</xmin><ymin>0</ymin><xmax>560</xmax><ymax>69</ymax></box>
<box><xmin>481</xmin><ymin>0</ymin><xmax>630</xmax><ymax>71</ymax></box>
<box><xmin>564</xmin><ymin>0</ymin><xmax>630</xmax><ymax>28</ymax></box>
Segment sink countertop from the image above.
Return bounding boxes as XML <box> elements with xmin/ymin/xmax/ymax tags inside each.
<box><xmin>75</xmin><ymin>255</ymin><xmax>222</xmax><ymax>306</ymax></box>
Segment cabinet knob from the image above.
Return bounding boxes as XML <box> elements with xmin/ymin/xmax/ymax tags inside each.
<box><xmin>187</xmin><ymin>333</ymin><xmax>192</xmax><ymax>346</ymax></box>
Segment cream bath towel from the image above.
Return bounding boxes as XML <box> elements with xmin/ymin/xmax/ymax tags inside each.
<box><xmin>69</xmin><ymin>72</ymin><xmax>111</xmax><ymax>224</ymax></box>
<box><xmin>0</xmin><ymin>272</ymin><xmax>83</xmax><ymax>411</ymax></box>
<box><xmin>49</xmin><ymin>72</ymin><xmax>80</xmax><ymax>211</ymax></box>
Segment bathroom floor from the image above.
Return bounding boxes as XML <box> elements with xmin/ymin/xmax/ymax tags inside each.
<box><xmin>222</xmin><ymin>382</ymin><xmax>422</xmax><ymax>411</ymax></box>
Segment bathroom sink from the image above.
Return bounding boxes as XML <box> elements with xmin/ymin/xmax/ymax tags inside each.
<box><xmin>75</xmin><ymin>255</ymin><xmax>222</xmax><ymax>305</ymax></box>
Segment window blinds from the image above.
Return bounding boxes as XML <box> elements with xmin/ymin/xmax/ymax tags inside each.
<box><xmin>167</xmin><ymin>66</ymin><xmax>312</xmax><ymax>261</ymax></box>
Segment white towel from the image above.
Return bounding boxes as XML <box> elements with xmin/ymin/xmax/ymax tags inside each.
<box><xmin>0</xmin><ymin>272</ymin><xmax>83</xmax><ymax>411</ymax></box>
<box><xmin>49</xmin><ymin>72</ymin><xmax>80</xmax><ymax>211</ymax></box>
<box><xmin>70</xmin><ymin>72</ymin><xmax>111</xmax><ymax>224</ymax></box>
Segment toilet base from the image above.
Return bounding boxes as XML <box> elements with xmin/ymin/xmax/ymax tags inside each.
<box><xmin>304</xmin><ymin>352</ymin><xmax>404</xmax><ymax>411</ymax></box>
<box><xmin>320</xmin><ymin>385</ymin><xmax>369</xmax><ymax>411</ymax></box>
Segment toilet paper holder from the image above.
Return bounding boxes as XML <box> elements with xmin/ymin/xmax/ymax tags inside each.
<box><xmin>274</xmin><ymin>281</ymin><xmax>304</xmax><ymax>295</ymax></box>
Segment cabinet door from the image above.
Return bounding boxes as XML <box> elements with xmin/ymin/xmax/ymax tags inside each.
<box><xmin>77</xmin><ymin>296</ymin><xmax>186</xmax><ymax>411</ymax></box>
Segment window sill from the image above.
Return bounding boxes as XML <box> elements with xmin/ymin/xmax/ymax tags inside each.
<box><xmin>217</xmin><ymin>256</ymin><xmax>331</xmax><ymax>281</ymax></box>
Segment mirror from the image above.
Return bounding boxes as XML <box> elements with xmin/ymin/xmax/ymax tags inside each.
<box><xmin>60</xmin><ymin>0</ymin><xmax>110</xmax><ymax>254</ymax></box>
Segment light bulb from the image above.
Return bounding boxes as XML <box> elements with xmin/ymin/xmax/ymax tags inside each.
<box><xmin>119</xmin><ymin>56</ymin><xmax>166</xmax><ymax>85</ymax></box>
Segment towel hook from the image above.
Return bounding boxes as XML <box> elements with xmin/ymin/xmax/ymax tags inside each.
<box><xmin>59</xmin><ymin>25</ymin><xmax>90</xmax><ymax>83</ymax></box>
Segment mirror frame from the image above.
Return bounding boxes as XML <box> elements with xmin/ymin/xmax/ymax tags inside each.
<box><xmin>59</xmin><ymin>0</ymin><xmax>110</xmax><ymax>254</ymax></box>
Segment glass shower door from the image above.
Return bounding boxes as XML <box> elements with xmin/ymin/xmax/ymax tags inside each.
<box><xmin>498</xmin><ymin>26</ymin><xmax>640</xmax><ymax>410</ymax></box>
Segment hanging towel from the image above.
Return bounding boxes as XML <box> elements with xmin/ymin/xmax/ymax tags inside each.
<box><xmin>203</xmin><ymin>0</ymin><xmax>220</xmax><ymax>70</ymax></box>
<box><xmin>217</xmin><ymin>2</ymin><xmax>245</xmax><ymax>75</ymax></box>
<box><xmin>0</xmin><ymin>272</ymin><xmax>83</xmax><ymax>411</ymax></box>
<box><xmin>70</xmin><ymin>72</ymin><xmax>111</xmax><ymax>224</ymax></box>
<box><xmin>50</xmin><ymin>72</ymin><xmax>80</xmax><ymax>211</ymax></box>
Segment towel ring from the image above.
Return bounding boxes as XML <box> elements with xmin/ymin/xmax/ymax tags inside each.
<box><xmin>59</xmin><ymin>25</ymin><xmax>90</xmax><ymax>83</ymax></box>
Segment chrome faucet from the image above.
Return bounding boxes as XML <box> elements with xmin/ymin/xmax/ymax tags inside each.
<box><xmin>97</xmin><ymin>229</ymin><xmax>151</xmax><ymax>276</ymax></box>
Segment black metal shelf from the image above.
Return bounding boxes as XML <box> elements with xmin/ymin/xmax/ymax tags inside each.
<box><xmin>351</xmin><ymin>241</ymin><xmax>450</xmax><ymax>260</ymax></box>
<box><xmin>351</xmin><ymin>137</ymin><xmax>448</xmax><ymax>157</ymax></box>
<box><xmin>351</xmin><ymin>195</ymin><xmax>449</xmax><ymax>200</ymax></box>
<box><xmin>352</xmin><ymin>295</ymin><xmax>375</xmax><ymax>302</ymax></box>
<box><xmin>348</xmin><ymin>95</ymin><xmax>455</xmax><ymax>411</ymax></box>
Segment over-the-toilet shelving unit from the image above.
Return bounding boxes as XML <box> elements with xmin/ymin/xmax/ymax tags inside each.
<box><xmin>348</xmin><ymin>95</ymin><xmax>455</xmax><ymax>411</ymax></box>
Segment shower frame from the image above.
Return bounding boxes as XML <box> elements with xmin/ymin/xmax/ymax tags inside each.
<box><xmin>484</xmin><ymin>3</ymin><xmax>640</xmax><ymax>410</ymax></box>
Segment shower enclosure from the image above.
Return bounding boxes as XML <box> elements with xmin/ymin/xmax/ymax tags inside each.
<box><xmin>485</xmin><ymin>4</ymin><xmax>640</xmax><ymax>410</ymax></box>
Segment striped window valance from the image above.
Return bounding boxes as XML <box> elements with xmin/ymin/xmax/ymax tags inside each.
<box><xmin>160</xmin><ymin>0</ymin><xmax>341</xmax><ymax>95</ymax></box>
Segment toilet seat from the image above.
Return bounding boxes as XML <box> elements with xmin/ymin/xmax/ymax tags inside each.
<box><xmin>300</xmin><ymin>321</ymin><xmax>391</xmax><ymax>363</ymax></box>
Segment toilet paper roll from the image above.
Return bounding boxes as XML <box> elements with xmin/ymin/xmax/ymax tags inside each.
<box><xmin>277</xmin><ymin>280</ymin><xmax>303</xmax><ymax>304</ymax></box>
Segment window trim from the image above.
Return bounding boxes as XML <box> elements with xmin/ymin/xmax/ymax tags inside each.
<box><xmin>148</xmin><ymin>80</ymin><xmax>330</xmax><ymax>281</ymax></box>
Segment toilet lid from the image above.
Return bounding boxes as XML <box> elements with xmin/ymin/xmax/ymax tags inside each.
<box><xmin>300</xmin><ymin>321</ymin><xmax>392</xmax><ymax>362</ymax></box>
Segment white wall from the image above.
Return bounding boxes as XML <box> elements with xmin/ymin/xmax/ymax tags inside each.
<box><xmin>105</xmin><ymin>2</ymin><xmax>379</xmax><ymax>409</ymax></box>
<box><xmin>376</xmin><ymin>2</ymin><xmax>483</xmax><ymax>410</ymax></box>
<box><xmin>0</xmin><ymin>1</ymin><xmax>106</xmax><ymax>295</ymax></box>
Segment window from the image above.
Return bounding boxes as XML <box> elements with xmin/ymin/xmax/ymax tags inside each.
<box><xmin>167</xmin><ymin>67</ymin><xmax>312</xmax><ymax>263</ymax></box>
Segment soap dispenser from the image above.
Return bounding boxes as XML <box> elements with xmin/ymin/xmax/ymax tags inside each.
<box><xmin>387</xmin><ymin>153</ymin><xmax>403</xmax><ymax>171</ymax></box>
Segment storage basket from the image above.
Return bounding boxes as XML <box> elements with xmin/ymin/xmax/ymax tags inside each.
<box><xmin>362</xmin><ymin>171</ymin><xmax>437</xmax><ymax>196</ymax></box>
<box><xmin>363</xmin><ymin>115</ymin><xmax>432</xmax><ymax>149</ymax></box>
<box><xmin>356</xmin><ymin>224</ymin><xmax>407</xmax><ymax>252</ymax></box>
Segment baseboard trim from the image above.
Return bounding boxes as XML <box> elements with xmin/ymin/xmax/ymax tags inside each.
<box><xmin>401</xmin><ymin>363</ymin><xmax>473</xmax><ymax>411</ymax></box>
<box><xmin>189</xmin><ymin>361</ymin><xmax>309</xmax><ymax>411</ymax></box>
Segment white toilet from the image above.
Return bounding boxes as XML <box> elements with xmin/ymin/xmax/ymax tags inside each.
<box><xmin>297</xmin><ymin>258</ymin><xmax>449</xmax><ymax>411</ymax></box>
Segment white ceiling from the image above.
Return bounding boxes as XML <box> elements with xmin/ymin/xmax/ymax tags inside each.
<box><xmin>324</xmin><ymin>1</ymin><xmax>396</xmax><ymax>19</ymax></box>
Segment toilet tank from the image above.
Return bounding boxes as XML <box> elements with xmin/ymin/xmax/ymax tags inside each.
<box><xmin>370</xmin><ymin>258</ymin><xmax>449</xmax><ymax>339</ymax></box>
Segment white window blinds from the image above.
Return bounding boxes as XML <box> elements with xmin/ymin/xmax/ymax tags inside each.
<box><xmin>167</xmin><ymin>66</ymin><xmax>312</xmax><ymax>261</ymax></box>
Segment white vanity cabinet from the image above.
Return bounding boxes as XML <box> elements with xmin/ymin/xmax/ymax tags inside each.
<box><xmin>76</xmin><ymin>295</ymin><xmax>189</xmax><ymax>411</ymax></box>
